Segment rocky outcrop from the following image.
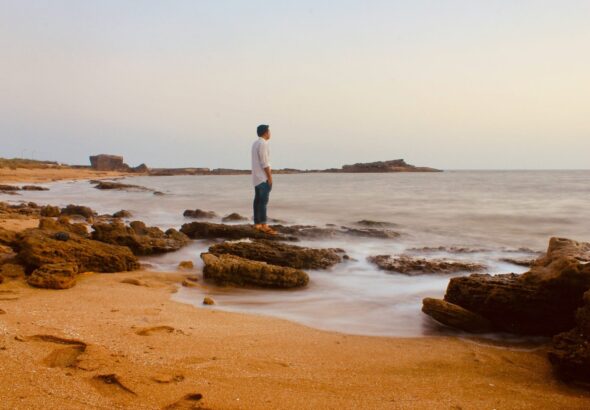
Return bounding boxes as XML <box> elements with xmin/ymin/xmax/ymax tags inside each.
<box><xmin>180</xmin><ymin>222</ymin><xmax>295</xmax><ymax>241</ymax></box>
<box><xmin>17</xmin><ymin>226</ymin><xmax>139</xmax><ymax>274</ymax></box>
<box><xmin>91</xmin><ymin>221</ymin><xmax>189</xmax><ymax>256</ymax></box>
<box><xmin>94</xmin><ymin>181</ymin><xmax>152</xmax><ymax>192</ymax></box>
<box><xmin>183</xmin><ymin>209</ymin><xmax>217</xmax><ymax>219</ymax></box>
<box><xmin>422</xmin><ymin>298</ymin><xmax>492</xmax><ymax>333</ymax></box>
<box><xmin>208</xmin><ymin>240</ymin><xmax>344</xmax><ymax>270</ymax></box>
<box><xmin>27</xmin><ymin>263</ymin><xmax>78</xmax><ymax>289</ymax></box>
<box><xmin>112</xmin><ymin>210</ymin><xmax>132</xmax><ymax>218</ymax></box>
<box><xmin>0</xmin><ymin>227</ymin><xmax>18</xmax><ymax>247</ymax></box>
<box><xmin>368</xmin><ymin>255</ymin><xmax>485</xmax><ymax>275</ymax></box>
<box><xmin>422</xmin><ymin>237</ymin><xmax>590</xmax><ymax>336</ymax></box>
<box><xmin>549</xmin><ymin>290</ymin><xmax>590</xmax><ymax>384</ymax></box>
<box><xmin>60</xmin><ymin>204</ymin><xmax>96</xmax><ymax>220</ymax></box>
<box><xmin>355</xmin><ymin>220</ymin><xmax>398</xmax><ymax>228</ymax></box>
<box><xmin>324</xmin><ymin>159</ymin><xmax>441</xmax><ymax>173</ymax></box>
<box><xmin>201</xmin><ymin>253</ymin><xmax>308</xmax><ymax>288</ymax></box>
<box><xmin>272</xmin><ymin>224</ymin><xmax>400</xmax><ymax>240</ymax></box>
<box><xmin>40</xmin><ymin>205</ymin><xmax>61</xmax><ymax>217</ymax></box>
<box><xmin>222</xmin><ymin>213</ymin><xmax>249</xmax><ymax>222</ymax></box>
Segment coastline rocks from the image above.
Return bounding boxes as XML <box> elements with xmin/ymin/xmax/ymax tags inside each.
<box><xmin>201</xmin><ymin>253</ymin><xmax>309</xmax><ymax>288</ymax></box>
<box><xmin>0</xmin><ymin>185</ymin><xmax>48</xmax><ymax>192</ymax></box>
<box><xmin>341</xmin><ymin>227</ymin><xmax>400</xmax><ymax>239</ymax></box>
<box><xmin>422</xmin><ymin>298</ymin><xmax>492</xmax><ymax>333</ymax></box>
<box><xmin>27</xmin><ymin>263</ymin><xmax>78</xmax><ymax>289</ymax></box>
<box><xmin>208</xmin><ymin>240</ymin><xmax>344</xmax><ymax>270</ymax></box>
<box><xmin>368</xmin><ymin>255</ymin><xmax>485</xmax><ymax>275</ymax></box>
<box><xmin>0</xmin><ymin>263</ymin><xmax>25</xmax><ymax>279</ymax></box>
<box><xmin>203</xmin><ymin>297</ymin><xmax>215</xmax><ymax>305</ymax></box>
<box><xmin>91</xmin><ymin>221</ymin><xmax>189</xmax><ymax>256</ymax></box>
<box><xmin>21</xmin><ymin>185</ymin><xmax>49</xmax><ymax>191</ymax></box>
<box><xmin>337</xmin><ymin>159</ymin><xmax>441</xmax><ymax>173</ymax></box>
<box><xmin>355</xmin><ymin>220</ymin><xmax>398</xmax><ymax>228</ymax></box>
<box><xmin>549</xmin><ymin>290</ymin><xmax>590</xmax><ymax>383</ymax></box>
<box><xmin>17</xmin><ymin>227</ymin><xmax>139</xmax><ymax>273</ymax></box>
<box><xmin>0</xmin><ymin>227</ymin><xmax>18</xmax><ymax>247</ymax></box>
<box><xmin>222</xmin><ymin>213</ymin><xmax>249</xmax><ymax>222</ymax></box>
<box><xmin>180</xmin><ymin>222</ymin><xmax>294</xmax><ymax>241</ymax></box>
<box><xmin>39</xmin><ymin>217</ymin><xmax>88</xmax><ymax>237</ymax></box>
<box><xmin>183</xmin><ymin>209</ymin><xmax>217</xmax><ymax>219</ymax></box>
<box><xmin>94</xmin><ymin>181</ymin><xmax>152</xmax><ymax>192</ymax></box>
<box><xmin>90</xmin><ymin>154</ymin><xmax>149</xmax><ymax>173</ymax></box>
<box><xmin>423</xmin><ymin>237</ymin><xmax>590</xmax><ymax>336</ymax></box>
<box><xmin>40</xmin><ymin>205</ymin><xmax>61</xmax><ymax>217</ymax></box>
<box><xmin>113</xmin><ymin>210</ymin><xmax>132</xmax><ymax>218</ymax></box>
<box><xmin>61</xmin><ymin>204</ymin><xmax>96</xmax><ymax>220</ymax></box>
<box><xmin>272</xmin><ymin>224</ymin><xmax>400</xmax><ymax>240</ymax></box>
<box><xmin>178</xmin><ymin>260</ymin><xmax>194</xmax><ymax>270</ymax></box>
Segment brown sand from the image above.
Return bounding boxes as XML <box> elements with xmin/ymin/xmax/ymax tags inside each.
<box><xmin>0</xmin><ymin>167</ymin><xmax>130</xmax><ymax>184</ymax></box>
<box><xmin>1</xmin><ymin>196</ymin><xmax>589</xmax><ymax>409</ymax></box>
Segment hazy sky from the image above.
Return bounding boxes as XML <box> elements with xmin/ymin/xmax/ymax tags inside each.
<box><xmin>1</xmin><ymin>1</ymin><xmax>589</xmax><ymax>169</ymax></box>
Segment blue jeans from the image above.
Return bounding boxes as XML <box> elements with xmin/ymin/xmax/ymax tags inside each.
<box><xmin>253</xmin><ymin>181</ymin><xmax>271</xmax><ymax>224</ymax></box>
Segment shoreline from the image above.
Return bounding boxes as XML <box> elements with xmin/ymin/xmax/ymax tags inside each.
<box><xmin>2</xmin><ymin>270</ymin><xmax>589</xmax><ymax>409</ymax></box>
<box><xmin>0</xmin><ymin>167</ymin><xmax>132</xmax><ymax>184</ymax></box>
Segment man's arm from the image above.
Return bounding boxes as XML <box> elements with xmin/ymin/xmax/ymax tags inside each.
<box><xmin>259</xmin><ymin>142</ymin><xmax>272</xmax><ymax>185</ymax></box>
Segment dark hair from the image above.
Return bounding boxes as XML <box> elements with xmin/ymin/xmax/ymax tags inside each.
<box><xmin>257</xmin><ymin>124</ymin><xmax>269</xmax><ymax>137</ymax></box>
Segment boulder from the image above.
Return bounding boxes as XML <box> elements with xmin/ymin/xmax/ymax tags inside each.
<box><xmin>222</xmin><ymin>213</ymin><xmax>249</xmax><ymax>222</ymax></box>
<box><xmin>40</xmin><ymin>205</ymin><xmax>61</xmax><ymax>217</ymax></box>
<box><xmin>200</xmin><ymin>253</ymin><xmax>309</xmax><ymax>288</ymax></box>
<box><xmin>113</xmin><ymin>210</ymin><xmax>132</xmax><ymax>218</ymax></box>
<box><xmin>38</xmin><ymin>217</ymin><xmax>89</xmax><ymax>237</ymax></box>
<box><xmin>423</xmin><ymin>237</ymin><xmax>590</xmax><ymax>336</ymax></box>
<box><xmin>0</xmin><ymin>227</ymin><xmax>18</xmax><ymax>247</ymax></box>
<box><xmin>549</xmin><ymin>289</ymin><xmax>590</xmax><ymax>384</ymax></box>
<box><xmin>61</xmin><ymin>204</ymin><xmax>96</xmax><ymax>220</ymax></box>
<box><xmin>178</xmin><ymin>260</ymin><xmax>194</xmax><ymax>270</ymax></box>
<box><xmin>208</xmin><ymin>240</ymin><xmax>344</xmax><ymax>269</ymax></box>
<box><xmin>17</xmin><ymin>228</ymin><xmax>139</xmax><ymax>274</ymax></box>
<box><xmin>368</xmin><ymin>255</ymin><xmax>485</xmax><ymax>275</ymax></box>
<box><xmin>180</xmin><ymin>222</ymin><xmax>294</xmax><ymax>241</ymax></box>
<box><xmin>0</xmin><ymin>185</ymin><xmax>20</xmax><ymax>191</ymax></box>
<box><xmin>91</xmin><ymin>220</ymin><xmax>189</xmax><ymax>255</ymax></box>
<box><xmin>183</xmin><ymin>209</ymin><xmax>217</xmax><ymax>219</ymax></box>
<box><xmin>0</xmin><ymin>263</ymin><xmax>25</xmax><ymax>279</ymax></box>
<box><xmin>27</xmin><ymin>263</ymin><xmax>78</xmax><ymax>289</ymax></box>
<box><xmin>203</xmin><ymin>297</ymin><xmax>215</xmax><ymax>305</ymax></box>
<box><xmin>422</xmin><ymin>298</ymin><xmax>492</xmax><ymax>333</ymax></box>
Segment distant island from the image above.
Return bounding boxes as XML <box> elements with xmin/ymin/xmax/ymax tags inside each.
<box><xmin>85</xmin><ymin>154</ymin><xmax>442</xmax><ymax>175</ymax></box>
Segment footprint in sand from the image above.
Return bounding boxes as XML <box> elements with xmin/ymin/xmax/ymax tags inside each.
<box><xmin>163</xmin><ymin>393</ymin><xmax>206</xmax><ymax>410</ymax></box>
<box><xmin>27</xmin><ymin>334</ymin><xmax>88</xmax><ymax>368</ymax></box>
<box><xmin>90</xmin><ymin>373</ymin><xmax>136</xmax><ymax>397</ymax></box>
<box><xmin>134</xmin><ymin>325</ymin><xmax>175</xmax><ymax>336</ymax></box>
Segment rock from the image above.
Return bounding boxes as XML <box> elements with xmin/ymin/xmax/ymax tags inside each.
<box><xmin>54</xmin><ymin>232</ymin><xmax>70</xmax><ymax>241</ymax></box>
<box><xmin>341</xmin><ymin>226</ymin><xmax>400</xmax><ymax>239</ymax></box>
<box><xmin>27</xmin><ymin>263</ymin><xmax>79</xmax><ymax>289</ymax></box>
<box><xmin>17</xmin><ymin>228</ymin><xmax>139</xmax><ymax>274</ymax></box>
<box><xmin>113</xmin><ymin>210</ymin><xmax>132</xmax><ymax>218</ymax></box>
<box><xmin>182</xmin><ymin>279</ymin><xmax>198</xmax><ymax>288</ymax></box>
<box><xmin>178</xmin><ymin>260</ymin><xmax>194</xmax><ymax>270</ymax></box>
<box><xmin>422</xmin><ymin>298</ymin><xmax>493</xmax><ymax>333</ymax></box>
<box><xmin>201</xmin><ymin>253</ymin><xmax>309</xmax><ymax>288</ymax></box>
<box><xmin>424</xmin><ymin>237</ymin><xmax>590</xmax><ymax>336</ymax></box>
<box><xmin>94</xmin><ymin>181</ymin><xmax>152</xmax><ymax>192</ymax></box>
<box><xmin>500</xmin><ymin>257</ymin><xmax>536</xmax><ymax>267</ymax></box>
<box><xmin>91</xmin><ymin>220</ymin><xmax>189</xmax><ymax>255</ymax></box>
<box><xmin>222</xmin><ymin>213</ymin><xmax>249</xmax><ymax>222</ymax></box>
<box><xmin>0</xmin><ymin>263</ymin><xmax>24</xmax><ymax>278</ymax></box>
<box><xmin>407</xmin><ymin>246</ymin><xmax>489</xmax><ymax>254</ymax></box>
<box><xmin>40</xmin><ymin>205</ymin><xmax>61</xmax><ymax>217</ymax></box>
<box><xmin>89</xmin><ymin>154</ymin><xmax>126</xmax><ymax>171</ymax></box>
<box><xmin>334</xmin><ymin>159</ymin><xmax>442</xmax><ymax>173</ymax></box>
<box><xmin>185</xmin><ymin>275</ymin><xmax>199</xmax><ymax>282</ymax></box>
<box><xmin>21</xmin><ymin>185</ymin><xmax>49</xmax><ymax>191</ymax></box>
<box><xmin>203</xmin><ymin>297</ymin><xmax>215</xmax><ymax>305</ymax></box>
<box><xmin>0</xmin><ymin>185</ymin><xmax>20</xmax><ymax>191</ymax></box>
<box><xmin>355</xmin><ymin>220</ymin><xmax>398</xmax><ymax>228</ymax></box>
<box><xmin>208</xmin><ymin>239</ymin><xmax>344</xmax><ymax>269</ymax></box>
<box><xmin>0</xmin><ymin>227</ymin><xmax>18</xmax><ymax>247</ymax></box>
<box><xmin>121</xmin><ymin>278</ymin><xmax>148</xmax><ymax>287</ymax></box>
<box><xmin>181</xmin><ymin>222</ymin><xmax>295</xmax><ymax>241</ymax></box>
<box><xmin>549</xmin><ymin>290</ymin><xmax>590</xmax><ymax>384</ymax></box>
<box><xmin>183</xmin><ymin>209</ymin><xmax>217</xmax><ymax>219</ymax></box>
<box><xmin>39</xmin><ymin>217</ymin><xmax>89</xmax><ymax>238</ymax></box>
<box><xmin>368</xmin><ymin>255</ymin><xmax>485</xmax><ymax>275</ymax></box>
<box><xmin>132</xmin><ymin>163</ymin><xmax>149</xmax><ymax>173</ymax></box>
<box><xmin>61</xmin><ymin>204</ymin><xmax>95</xmax><ymax>220</ymax></box>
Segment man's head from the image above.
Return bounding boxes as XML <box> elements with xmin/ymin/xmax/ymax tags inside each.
<box><xmin>257</xmin><ymin>124</ymin><xmax>270</xmax><ymax>140</ymax></box>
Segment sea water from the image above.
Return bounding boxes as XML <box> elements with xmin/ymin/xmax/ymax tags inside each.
<box><xmin>8</xmin><ymin>171</ymin><xmax>590</xmax><ymax>337</ymax></box>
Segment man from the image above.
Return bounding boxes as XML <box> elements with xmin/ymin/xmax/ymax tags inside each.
<box><xmin>251</xmin><ymin>124</ymin><xmax>277</xmax><ymax>234</ymax></box>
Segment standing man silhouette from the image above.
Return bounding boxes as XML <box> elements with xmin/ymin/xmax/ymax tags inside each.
<box><xmin>251</xmin><ymin>124</ymin><xmax>277</xmax><ymax>234</ymax></box>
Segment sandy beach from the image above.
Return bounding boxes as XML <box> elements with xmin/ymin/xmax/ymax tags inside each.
<box><xmin>0</xmin><ymin>168</ymin><xmax>589</xmax><ymax>409</ymax></box>
<box><xmin>0</xmin><ymin>167</ymin><xmax>129</xmax><ymax>184</ymax></box>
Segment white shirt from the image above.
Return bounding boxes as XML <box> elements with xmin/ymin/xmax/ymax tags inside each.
<box><xmin>251</xmin><ymin>137</ymin><xmax>271</xmax><ymax>186</ymax></box>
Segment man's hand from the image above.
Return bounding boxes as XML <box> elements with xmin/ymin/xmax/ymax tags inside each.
<box><xmin>264</xmin><ymin>166</ymin><xmax>272</xmax><ymax>187</ymax></box>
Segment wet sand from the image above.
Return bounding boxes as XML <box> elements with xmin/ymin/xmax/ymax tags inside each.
<box><xmin>1</xmin><ymin>171</ymin><xmax>589</xmax><ymax>408</ymax></box>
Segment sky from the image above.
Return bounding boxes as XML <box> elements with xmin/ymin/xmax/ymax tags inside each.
<box><xmin>1</xmin><ymin>1</ymin><xmax>589</xmax><ymax>170</ymax></box>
